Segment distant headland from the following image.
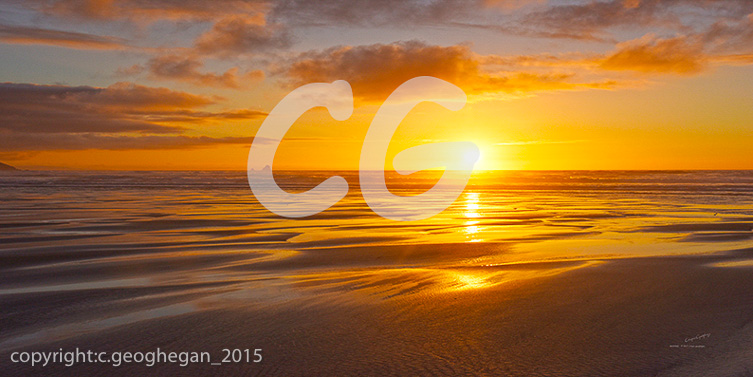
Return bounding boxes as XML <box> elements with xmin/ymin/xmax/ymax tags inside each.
<box><xmin>0</xmin><ymin>162</ymin><xmax>18</xmax><ymax>170</ymax></box>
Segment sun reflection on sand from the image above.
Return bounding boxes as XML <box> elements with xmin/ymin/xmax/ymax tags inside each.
<box><xmin>712</xmin><ymin>260</ymin><xmax>753</xmax><ymax>268</ymax></box>
<box><xmin>277</xmin><ymin>261</ymin><xmax>605</xmax><ymax>300</ymax></box>
<box><xmin>450</xmin><ymin>271</ymin><xmax>491</xmax><ymax>289</ymax></box>
<box><xmin>443</xmin><ymin>261</ymin><xmax>605</xmax><ymax>292</ymax></box>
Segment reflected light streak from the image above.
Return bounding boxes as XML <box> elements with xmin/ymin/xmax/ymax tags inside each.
<box><xmin>452</xmin><ymin>272</ymin><xmax>490</xmax><ymax>290</ymax></box>
<box><xmin>464</xmin><ymin>192</ymin><xmax>481</xmax><ymax>218</ymax></box>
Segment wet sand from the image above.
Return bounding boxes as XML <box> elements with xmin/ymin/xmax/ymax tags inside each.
<box><xmin>3</xmin><ymin>248</ymin><xmax>753</xmax><ymax>376</ymax></box>
<box><xmin>2</xmin><ymin>170</ymin><xmax>753</xmax><ymax>375</ymax></box>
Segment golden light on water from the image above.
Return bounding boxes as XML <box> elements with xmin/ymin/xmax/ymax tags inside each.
<box><xmin>463</xmin><ymin>222</ymin><xmax>482</xmax><ymax>242</ymax></box>
<box><xmin>464</xmin><ymin>192</ymin><xmax>481</xmax><ymax>218</ymax></box>
<box><xmin>464</xmin><ymin>223</ymin><xmax>480</xmax><ymax>234</ymax></box>
<box><xmin>462</xmin><ymin>192</ymin><xmax>483</xmax><ymax>242</ymax></box>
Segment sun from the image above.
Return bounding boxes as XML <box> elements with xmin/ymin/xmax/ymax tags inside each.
<box><xmin>466</xmin><ymin>141</ymin><xmax>491</xmax><ymax>171</ymax></box>
<box><xmin>463</xmin><ymin>146</ymin><xmax>481</xmax><ymax>167</ymax></box>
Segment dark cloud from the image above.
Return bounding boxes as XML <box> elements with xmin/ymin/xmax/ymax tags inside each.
<box><xmin>703</xmin><ymin>14</ymin><xmax>753</xmax><ymax>54</ymax></box>
<box><xmin>448</xmin><ymin>21</ymin><xmax>614</xmax><ymax>42</ymax></box>
<box><xmin>16</xmin><ymin>0</ymin><xmax>753</xmax><ymax>46</ymax></box>
<box><xmin>520</xmin><ymin>0</ymin><xmax>753</xmax><ymax>41</ymax></box>
<box><xmin>0</xmin><ymin>82</ymin><xmax>205</xmax><ymax>133</ymax></box>
<box><xmin>0</xmin><ymin>82</ymin><xmax>268</xmax><ymax>152</ymax></box>
<box><xmin>521</xmin><ymin>0</ymin><xmax>673</xmax><ymax>41</ymax></box>
<box><xmin>269</xmin><ymin>0</ymin><xmax>483</xmax><ymax>27</ymax></box>
<box><xmin>27</xmin><ymin>0</ymin><xmax>505</xmax><ymax>26</ymax></box>
<box><xmin>0</xmin><ymin>24</ymin><xmax>126</xmax><ymax>49</ymax></box>
<box><xmin>81</xmin><ymin>82</ymin><xmax>216</xmax><ymax>111</ymax></box>
<box><xmin>0</xmin><ymin>82</ymin><xmax>269</xmax><ymax>132</ymax></box>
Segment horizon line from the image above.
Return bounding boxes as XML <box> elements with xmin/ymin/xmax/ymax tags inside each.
<box><xmin>6</xmin><ymin>168</ymin><xmax>753</xmax><ymax>172</ymax></box>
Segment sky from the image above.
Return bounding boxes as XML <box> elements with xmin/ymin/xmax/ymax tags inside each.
<box><xmin>1</xmin><ymin>0</ymin><xmax>752</xmax><ymax>170</ymax></box>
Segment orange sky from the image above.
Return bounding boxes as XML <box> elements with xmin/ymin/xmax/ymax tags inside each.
<box><xmin>1</xmin><ymin>0</ymin><xmax>752</xmax><ymax>170</ymax></box>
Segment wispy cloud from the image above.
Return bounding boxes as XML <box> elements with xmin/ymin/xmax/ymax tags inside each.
<box><xmin>0</xmin><ymin>24</ymin><xmax>127</xmax><ymax>50</ymax></box>
<box><xmin>494</xmin><ymin>140</ymin><xmax>589</xmax><ymax>146</ymax></box>
<box><xmin>0</xmin><ymin>133</ymin><xmax>262</xmax><ymax>151</ymax></box>
<box><xmin>32</xmin><ymin>0</ymin><xmax>270</xmax><ymax>22</ymax></box>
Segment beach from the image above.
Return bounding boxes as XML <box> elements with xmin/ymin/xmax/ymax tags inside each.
<box><xmin>2</xmin><ymin>170</ymin><xmax>753</xmax><ymax>376</ymax></box>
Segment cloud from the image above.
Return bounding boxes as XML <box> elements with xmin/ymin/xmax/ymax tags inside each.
<box><xmin>703</xmin><ymin>13</ymin><xmax>753</xmax><ymax>54</ymax></box>
<box><xmin>127</xmin><ymin>109</ymin><xmax>268</xmax><ymax>123</ymax></box>
<box><xmin>520</xmin><ymin>0</ymin><xmax>675</xmax><ymax>41</ymax></box>
<box><xmin>0</xmin><ymin>82</ymin><xmax>209</xmax><ymax>133</ymax></box>
<box><xmin>0</xmin><ymin>133</ymin><xmax>258</xmax><ymax>151</ymax></box>
<box><xmin>19</xmin><ymin>0</ymin><xmax>753</xmax><ymax>51</ymax></box>
<box><xmin>518</xmin><ymin>0</ymin><xmax>753</xmax><ymax>41</ymax></box>
<box><xmin>285</xmin><ymin>41</ymin><xmax>476</xmax><ymax>99</ymax></box>
<box><xmin>599</xmin><ymin>34</ymin><xmax>706</xmax><ymax>74</ymax></box>
<box><xmin>441</xmin><ymin>0</ymin><xmax>686</xmax><ymax>42</ymax></box>
<box><xmin>479</xmin><ymin>52</ymin><xmax>600</xmax><ymax>69</ymax></box>
<box><xmin>0</xmin><ymin>24</ymin><xmax>127</xmax><ymax>50</ymax></box>
<box><xmin>0</xmin><ymin>82</ymin><xmax>268</xmax><ymax>133</ymax></box>
<box><xmin>34</xmin><ymin>0</ymin><xmax>270</xmax><ymax>21</ymax></box>
<box><xmin>143</xmin><ymin>54</ymin><xmax>265</xmax><ymax>88</ymax></box>
<box><xmin>481</xmin><ymin>15</ymin><xmax>753</xmax><ymax>77</ymax></box>
<box><xmin>596</xmin><ymin>11</ymin><xmax>753</xmax><ymax>75</ymax></box>
<box><xmin>494</xmin><ymin>139</ymin><xmax>588</xmax><ymax>146</ymax></box>
<box><xmin>82</xmin><ymin>82</ymin><xmax>216</xmax><ymax>111</ymax></box>
<box><xmin>477</xmin><ymin>8</ymin><xmax>753</xmax><ymax>77</ymax></box>
<box><xmin>0</xmin><ymin>82</ymin><xmax>268</xmax><ymax>152</ymax></box>
<box><xmin>194</xmin><ymin>15</ymin><xmax>292</xmax><ymax>56</ymax></box>
<box><xmin>284</xmin><ymin>41</ymin><xmax>616</xmax><ymax>101</ymax></box>
<box><xmin>27</xmin><ymin>0</ymin><xmax>529</xmax><ymax>27</ymax></box>
<box><xmin>482</xmin><ymin>0</ymin><xmax>545</xmax><ymax>10</ymax></box>
<box><xmin>711</xmin><ymin>54</ymin><xmax>753</xmax><ymax>65</ymax></box>
<box><xmin>270</xmin><ymin>0</ymin><xmax>481</xmax><ymax>27</ymax></box>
